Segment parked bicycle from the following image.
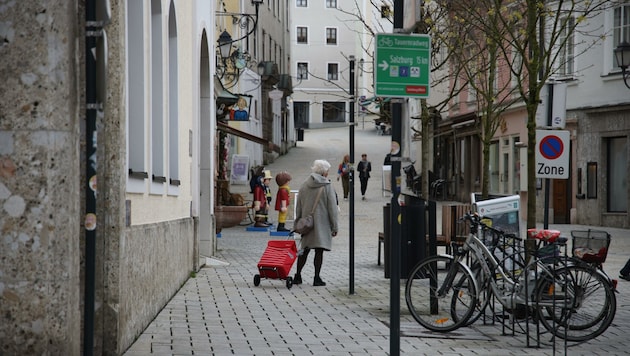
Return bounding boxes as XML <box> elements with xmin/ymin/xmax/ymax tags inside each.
<box><xmin>405</xmin><ymin>212</ymin><xmax>616</xmax><ymax>342</ymax></box>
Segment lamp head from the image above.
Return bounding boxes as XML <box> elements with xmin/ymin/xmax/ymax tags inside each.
<box><xmin>615</xmin><ymin>41</ymin><xmax>630</xmax><ymax>69</ymax></box>
<box><xmin>614</xmin><ymin>41</ymin><xmax>630</xmax><ymax>89</ymax></box>
<box><xmin>218</xmin><ymin>31</ymin><xmax>233</xmax><ymax>59</ymax></box>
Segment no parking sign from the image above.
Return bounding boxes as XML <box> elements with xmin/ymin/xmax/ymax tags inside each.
<box><xmin>535</xmin><ymin>130</ymin><xmax>569</xmax><ymax>179</ymax></box>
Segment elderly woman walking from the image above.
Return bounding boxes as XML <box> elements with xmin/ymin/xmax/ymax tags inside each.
<box><xmin>294</xmin><ymin>159</ymin><xmax>339</xmax><ymax>286</ymax></box>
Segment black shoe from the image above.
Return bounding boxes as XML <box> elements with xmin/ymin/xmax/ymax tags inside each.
<box><xmin>293</xmin><ymin>273</ymin><xmax>302</xmax><ymax>285</ymax></box>
<box><xmin>619</xmin><ymin>274</ymin><xmax>630</xmax><ymax>281</ymax></box>
<box><xmin>313</xmin><ymin>277</ymin><xmax>326</xmax><ymax>286</ymax></box>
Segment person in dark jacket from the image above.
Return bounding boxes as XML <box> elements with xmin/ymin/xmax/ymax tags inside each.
<box><xmin>356</xmin><ymin>153</ymin><xmax>372</xmax><ymax>200</ymax></box>
<box><xmin>294</xmin><ymin>160</ymin><xmax>339</xmax><ymax>286</ymax></box>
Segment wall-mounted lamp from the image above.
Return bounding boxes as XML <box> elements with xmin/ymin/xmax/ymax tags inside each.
<box><xmin>215</xmin><ymin>0</ymin><xmax>264</xmax><ymax>85</ymax></box>
<box><xmin>358</xmin><ymin>58</ymin><xmax>364</xmax><ymax>77</ymax></box>
<box><xmin>257</xmin><ymin>61</ymin><xmax>279</xmax><ymax>85</ymax></box>
<box><xmin>614</xmin><ymin>41</ymin><xmax>630</xmax><ymax>89</ymax></box>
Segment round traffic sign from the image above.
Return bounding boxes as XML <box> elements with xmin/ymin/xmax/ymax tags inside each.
<box><xmin>539</xmin><ymin>135</ymin><xmax>564</xmax><ymax>160</ymax></box>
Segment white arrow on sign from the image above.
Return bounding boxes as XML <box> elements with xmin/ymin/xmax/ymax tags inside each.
<box><xmin>378</xmin><ymin>60</ymin><xmax>389</xmax><ymax>71</ymax></box>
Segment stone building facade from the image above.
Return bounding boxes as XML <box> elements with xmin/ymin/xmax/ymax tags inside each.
<box><xmin>1</xmin><ymin>0</ymin><xmax>221</xmax><ymax>354</ymax></box>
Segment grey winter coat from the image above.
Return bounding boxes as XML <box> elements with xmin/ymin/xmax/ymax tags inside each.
<box><xmin>295</xmin><ymin>173</ymin><xmax>339</xmax><ymax>250</ymax></box>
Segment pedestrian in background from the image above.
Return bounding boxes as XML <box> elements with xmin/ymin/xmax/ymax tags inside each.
<box><xmin>337</xmin><ymin>154</ymin><xmax>351</xmax><ymax>200</ymax></box>
<box><xmin>294</xmin><ymin>160</ymin><xmax>339</xmax><ymax>286</ymax></box>
<box><xmin>274</xmin><ymin>171</ymin><xmax>292</xmax><ymax>232</ymax></box>
<box><xmin>357</xmin><ymin>153</ymin><xmax>372</xmax><ymax>200</ymax></box>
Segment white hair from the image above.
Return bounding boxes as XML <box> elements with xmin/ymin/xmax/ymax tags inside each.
<box><xmin>311</xmin><ymin>160</ymin><xmax>331</xmax><ymax>175</ymax></box>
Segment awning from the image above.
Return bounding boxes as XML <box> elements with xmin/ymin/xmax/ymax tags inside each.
<box><xmin>217</xmin><ymin>122</ymin><xmax>281</xmax><ymax>153</ymax></box>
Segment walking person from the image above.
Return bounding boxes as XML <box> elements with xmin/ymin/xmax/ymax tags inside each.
<box><xmin>337</xmin><ymin>154</ymin><xmax>351</xmax><ymax>200</ymax></box>
<box><xmin>294</xmin><ymin>160</ymin><xmax>339</xmax><ymax>286</ymax></box>
<box><xmin>357</xmin><ymin>153</ymin><xmax>372</xmax><ymax>200</ymax></box>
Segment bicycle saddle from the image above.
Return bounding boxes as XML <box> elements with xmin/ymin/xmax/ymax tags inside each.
<box><xmin>527</xmin><ymin>228</ymin><xmax>562</xmax><ymax>243</ymax></box>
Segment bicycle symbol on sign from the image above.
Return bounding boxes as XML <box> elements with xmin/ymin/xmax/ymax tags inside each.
<box><xmin>378</xmin><ymin>36</ymin><xmax>393</xmax><ymax>47</ymax></box>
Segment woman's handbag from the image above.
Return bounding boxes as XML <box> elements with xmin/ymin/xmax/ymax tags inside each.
<box><xmin>293</xmin><ymin>187</ymin><xmax>324</xmax><ymax>235</ymax></box>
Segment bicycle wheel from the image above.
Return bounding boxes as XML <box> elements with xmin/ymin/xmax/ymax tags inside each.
<box><xmin>405</xmin><ymin>255</ymin><xmax>477</xmax><ymax>332</ymax></box>
<box><xmin>535</xmin><ymin>263</ymin><xmax>616</xmax><ymax>342</ymax></box>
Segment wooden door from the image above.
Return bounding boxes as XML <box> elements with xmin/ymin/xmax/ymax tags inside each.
<box><xmin>552</xmin><ymin>179</ymin><xmax>569</xmax><ymax>224</ymax></box>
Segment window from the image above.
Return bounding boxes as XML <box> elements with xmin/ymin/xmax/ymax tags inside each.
<box><xmin>296</xmin><ymin>0</ymin><xmax>307</xmax><ymax>7</ymax></box>
<box><xmin>511</xmin><ymin>46</ymin><xmax>522</xmax><ymax>89</ymax></box>
<box><xmin>297</xmin><ymin>62</ymin><xmax>308</xmax><ymax>80</ymax></box>
<box><xmin>614</xmin><ymin>3</ymin><xmax>630</xmax><ymax>67</ymax></box>
<box><xmin>168</xmin><ymin>2</ymin><xmax>179</xmax><ymax>191</ymax></box>
<box><xmin>607</xmin><ymin>137</ymin><xmax>628</xmax><ymax>212</ymax></box>
<box><xmin>322</xmin><ymin>102</ymin><xmax>345</xmax><ymax>122</ymax></box>
<box><xmin>294</xmin><ymin>101</ymin><xmax>310</xmax><ymax>128</ymax></box>
<box><xmin>327</xmin><ymin>63</ymin><xmax>338</xmax><ymax>80</ymax></box>
<box><xmin>127</xmin><ymin>0</ymin><xmax>146</xmax><ymax>189</ymax></box>
<box><xmin>587</xmin><ymin>162</ymin><xmax>598</xmax><ymax>199</ymax></box>
<box><xmin>557</xmin><ymin>17</ymin><xmax>575</xmax><ymax>76</ymax></box>
<box><xmin>151</xmin><ymin>0</ymin><xmax>165</xmax><ymax>192</ymax></box>
<box><xmin>489</xmin><ymin>141</ymin><xmax>499</xmax><ymax>192</ymax></box>
<box><xmin>297</xmin><ymin>26</ymin><xmax>308</xmax><ymax>44</ymax></box>
<box><xmin>326</xmin><ymin>27</ymin><xmax>337</xmax><ymax>45</ymax></box>
<box><xmin>326</xmin><ymin>0</ymin><xmax>337</xmax><ymax>8</ymax></box>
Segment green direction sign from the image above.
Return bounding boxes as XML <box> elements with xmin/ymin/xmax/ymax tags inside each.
<box><xmin>375</xmin><ymin>33</ymin><xmax>431</xmax><ymax>98</ymax></box>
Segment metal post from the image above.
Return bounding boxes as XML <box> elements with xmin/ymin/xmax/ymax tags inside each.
<box><xmin>84</xmin><ymin>0</ymin><xmax>97</xmax><ymax>354</ymax></box>
<box><xmin>349</xmin><ymin>56</ymin><xmax>355</xmax><ymax>295</ymax></box>
<box><xmin>390</xmin><ymin>2</ymin><xmax>403</xmax><ymax>355</ymax></box>
<box><xmin>543</xmin><ymin>83</ymin><xmax>553</xmax><ymax>229</ymax></box>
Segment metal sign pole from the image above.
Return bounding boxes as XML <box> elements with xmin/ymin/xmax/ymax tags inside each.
<box><xmin>389</xmin><ymin>3</ymin><xmax>403</xmax><ymax>355</ymax></box>
<box><xmin>349</xmin><ymin>56</ymin><xmax>355</xmax><ymax>295</ymax></box>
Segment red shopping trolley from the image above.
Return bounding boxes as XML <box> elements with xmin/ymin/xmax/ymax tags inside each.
<box><xmin>254</xmin><ymin>239</ymin><xmax>298</xmax><ymax>289</ymax></box>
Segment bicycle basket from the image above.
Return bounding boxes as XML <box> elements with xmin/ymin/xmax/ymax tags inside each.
<box><xmin>571</xmin><ymin>230</ymin><xmax>610</xmax><ymax>264</ymax></box>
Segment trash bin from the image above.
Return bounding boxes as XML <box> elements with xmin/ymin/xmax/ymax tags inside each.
<box><xmin>296</xmin><ymin>128</ymin><xmax>304</xmax><ymax>141</ymax></box>
<box><xmin>385</xmin><ymin>195</ymin><xmax>433</xmax><ymax>278</ymax></box>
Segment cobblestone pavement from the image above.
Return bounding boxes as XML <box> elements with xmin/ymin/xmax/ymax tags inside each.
<box><xmin>124</xmin><ymin>126</ymin><xmax>630</xmax><ymax>355</ymax></box>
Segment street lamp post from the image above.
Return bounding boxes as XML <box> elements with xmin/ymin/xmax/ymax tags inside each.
<box><xmin>348</xmin><ymin>55</ymin><xmax>355</xmax><ymax>295</ymax></box>
<box><xmin>614</xmin><ymin>41</ymin><xmax>630</xmax><ymax>89</ymax></box>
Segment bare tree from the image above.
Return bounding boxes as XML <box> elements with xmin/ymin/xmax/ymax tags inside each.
<box><xmin>436</xmin><ymin>1</ymin><xmax>522</xmax><ymax>199</ymax></box>
<box><xmin>336</xmin><ymin>1</ymin><xmax>470</xmax><ymax>198</ymax></box>
<box><xmin>436</xmin><ymin>0</ymin><xmax>610</xmax><ymax>229</ymax></box>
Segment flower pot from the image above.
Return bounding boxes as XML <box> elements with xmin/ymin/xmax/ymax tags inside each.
<box><xmin>215</xmin><ymin>205</ymin><xmax>248</xmax><ymax>233</ymax></box>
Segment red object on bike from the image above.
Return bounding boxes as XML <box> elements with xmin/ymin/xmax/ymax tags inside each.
<box><xmin>527</xmin><ymin>228</ymin><xmax>561</xmax><ymax>242</ymax></box>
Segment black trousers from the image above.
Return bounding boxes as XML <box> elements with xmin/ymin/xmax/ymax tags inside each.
<box><xmin>360</xmin><ymin>177</ymin><xmax>369</xmax><ymax>196</ymax></box>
